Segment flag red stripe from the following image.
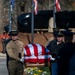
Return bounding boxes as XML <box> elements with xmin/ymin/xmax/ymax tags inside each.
<box><xmin>34</xmin><ymin>0</ymin><xmax>38</xmax><ymax>14</ymax></box>
<box><xmin>25</xmin><ymin>45</ymin><xmax>31</xmax><ymax>56</ymax></box>
<box><xmin>32</xmin><ymin>44</ymin><xmax>38</xmax><ymax>56</ymax></box>
<box><xmin>56</xmin><ymin>0</ymin><xmax>61</xmax><ymax>11</ymax></box>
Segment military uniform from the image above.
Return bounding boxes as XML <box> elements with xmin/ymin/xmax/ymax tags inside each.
<box><xmin>6</xmin><ymin>30</ymin><xmax>24</xmax><ymax>75</ymax></box>
<box><xmin>57</xmin><ymin>30</ymin><xmax>75</xmax><ymax>75</ymax></box>
<box><xmin>46</xmin><ymin>31</ymin><xmax>64</xmax><ymax>75</ymax></box>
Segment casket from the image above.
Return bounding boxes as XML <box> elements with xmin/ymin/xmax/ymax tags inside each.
<box><xmin>24</xmin><ymin>44</ymin><xmax>51</xmax><ymax>67</ymax></box>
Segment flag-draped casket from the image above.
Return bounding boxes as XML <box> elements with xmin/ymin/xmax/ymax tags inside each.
<box><xmin>24</xmin><ymin>44</ymin><xmax>50</xmax><ymax>66</ymax></box>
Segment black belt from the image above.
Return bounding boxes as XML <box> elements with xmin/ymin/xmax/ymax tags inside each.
<box><xmin>9</xmin><ymin>57</ymin><xmax>15</xmax><ymax>60</ymax></box>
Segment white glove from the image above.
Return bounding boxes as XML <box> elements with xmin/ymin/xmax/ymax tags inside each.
<box><xmin>50</xmin><ymin>55</ymin><xmax>55</xmax><ymax>61</ymax></box>
<box><xmin>20</xmin><ymin>57</ymin><xmax>24</xmax><ymax>63</ymax></box>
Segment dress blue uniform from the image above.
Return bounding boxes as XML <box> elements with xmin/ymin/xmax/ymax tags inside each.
<box><xmin>57</xmin><ymin>30</ymin><xmax>75</xmax><ymax>75</ymax></box>
<box><xmin>46</xmin><ymin>31</ymin><xmax>64</xmax><ymax>75</ymax></box>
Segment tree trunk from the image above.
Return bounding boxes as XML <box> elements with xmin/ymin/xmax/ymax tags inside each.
<box><xmin>0</xmin><ymin>0</ymin><xmax>3</xmax><ymax>34</ymax></box>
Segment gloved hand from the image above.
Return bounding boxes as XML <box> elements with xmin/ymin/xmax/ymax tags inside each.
<box><xmin>20</xmin><ymin>57</ymin><xmax>24</xmax><ymax>63</ymax></box>
<box><xmin>50</xmin><ymin>55</ymin><xmax>55</xmax><ymax>61</ymax></box>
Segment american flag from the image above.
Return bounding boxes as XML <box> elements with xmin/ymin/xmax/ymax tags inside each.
<box><xmin>34</xmin><ymin>0</ymin><xmax>38</xmax><ymax>15</ymax></box>
<box><xmin>55</xmin><ymin>0</ymin><xmax>61</xmax><ymax>11</ymax></box>
<box><xmin>24</xmin><ymin>44</ymin><xmax>50</xmax><ymax>63</ymax></box>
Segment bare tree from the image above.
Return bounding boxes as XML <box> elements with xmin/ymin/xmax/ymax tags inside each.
<box><xmin>0</xmin><ymin>0</ymin><xmax>4</xmax><ymax>34</ymax></box>
<box><xmin>0</xmin><ymin>0</ymin><xmax>74</xmax><ymax>34</ymax></box>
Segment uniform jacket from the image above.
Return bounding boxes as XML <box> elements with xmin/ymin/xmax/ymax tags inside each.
<box><xmin>6</xmin><ymin>39</ymin><xmax>24</xmax><ymax>61</ymax></box>
<box><xmin>46</xmin><ymin>39</ymin><xmax>64</xmax><ymax>59</ymax></box>
<box><xmin>58</xmin><ymin>42</ymin><xmax>75</xmax><ymax>75</ymax></box>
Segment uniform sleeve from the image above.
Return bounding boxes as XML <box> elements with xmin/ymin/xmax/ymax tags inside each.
<box><xmin>21</xmin><ymin>43</ymin><xmax>24</xmax><ymax>57</ymax></box>
<box><xmin>6</xmin><ymin>44</ymin><xmax>20</xmax><ymax>61</ymax></box>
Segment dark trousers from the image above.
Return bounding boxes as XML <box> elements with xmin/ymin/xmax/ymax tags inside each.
<box><xmin>51</xmin><ymin>62</ymin><xmax>58</xmax><ymax>75</ymax></box>
<box><xmin>8</xmin><ymin>60</ymin><xmax>24</xmax><ymax>75</ymax></box>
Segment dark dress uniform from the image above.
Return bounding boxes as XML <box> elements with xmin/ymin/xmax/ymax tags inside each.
<box><xmin>57</xmin><ymin>31</ymin><xmax>75</xmax><ymax>75</ymax></box>
<box><xmin>46</xmin><ymin>39</ymin><xmax>64</xmax><ymax>75</ymax></box>
<box><xmin>58</xmin><ymin>42</ymin><xmax>75</xmax><ymax>75</ymax></box>
<box><xmin>6</xmin><ymin>30</ymin><xmax>24</xmax><ymax>75</ymax></box>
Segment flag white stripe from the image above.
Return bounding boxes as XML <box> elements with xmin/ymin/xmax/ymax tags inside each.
<box><xmin>24</xmin><ymin>56</ymin><xmax>37</xmax><ymax>59</ymax></box>
<box><xmin>36</xmin><ymin>44</ymin><xmax>42</xmax><ymax>55</ymax></box>
<box><xmin>24</xmin><ymin>55</ymin><xmax>51</xmax><ymax>59</ymax></box>
<box><xmin>27</xmin><ymin>44</ymin><xmax>34</xmax><ymax>55</ymax></box>
<box><xmin>38</xmin><ymin>55</ymin><xmax>51</xmax><ymax>59</ymax></box>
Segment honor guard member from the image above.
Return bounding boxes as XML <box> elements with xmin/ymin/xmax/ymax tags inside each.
<box><xmin>46</xmin><ymin>31</ymin><xmax>64</xmax><ymax>75</ymax></box>
<box><xmin>57</xmin><ymin>30</ymin><xmax>75</xmax><ymax>75</ymax></box>
<box><xmin>45</xmin><ymin>28</ymin><xmax>59</xmax><ymax>47</ymax></box>
<box><xmin>6</xmin><ymin>30</ymin><xmax>24</xmax><ymax>75</ymax></box>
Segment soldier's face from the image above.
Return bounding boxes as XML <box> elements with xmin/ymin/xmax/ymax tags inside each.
<box><xmin>11</xmin><ymin>35</ymin><xmax>18</xmax><ymax>41</ymax></box>
<box><xmin>57</xmin><ymin>36</ymin><xmax>64</xmax><ymax>42</ymax></box>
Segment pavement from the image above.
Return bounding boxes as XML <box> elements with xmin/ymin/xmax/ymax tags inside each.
<box><xmin>0</xmin><ymin>53</ymin><xmax>26</xmax><ymax>75</ymax></box>
<box><xmin>0</xmin><ymin>53</ymin><xmax>6</xmax><ymax>58</ymax></box>
<box><xmin>0</xmin><ymin>53</ymin><xmax>8</xmax><ymax>75</ymax></box>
